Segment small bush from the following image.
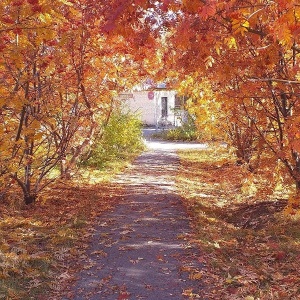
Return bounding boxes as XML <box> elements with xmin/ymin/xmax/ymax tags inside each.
<box><xmin>158</xmin><ymin>117</ymin><xmax>200</xmax><ymax>141</ymax></box>
<box><xmin>166</xmin><ymin>126</ymin><xmax>199</xmax><ymax>141</ymax></box>
<box><xmin>83</xmin><ymin>111</ymin><xmax>144</xmax><ymax>169</ymax></box>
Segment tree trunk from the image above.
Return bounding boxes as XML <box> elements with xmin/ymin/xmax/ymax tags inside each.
<box><xmin>60</xmin><ymin>157</ymin><xmax>71</xmax><ymax>179</ymax></box>
<box><xmin>11</xmin><ymin>173</ymin><xmax>37</xmax><ymax>205</ymax></box>
<box><xmin>24</xmin><ymin>193</ymin><xmax>37</xmax><ymax>205</ymax></box>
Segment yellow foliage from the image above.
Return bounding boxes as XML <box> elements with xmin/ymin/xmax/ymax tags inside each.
<box><xmin>241</xmin><ymin>174</ymin><xmax>257</xmax><ymax>196</ymax></box>
<box><xmin>57</xmin><ymin>0</ymin><xmax>73</xmax><ymax>6</ymax></box>
<box><xmin>283</xmin><ymin>193</ymin><xmax>300</xmax><ymax>218</ymax></box>
<box><xmin>224</xmin><ymin>36</ymin><xmax>237</xmax><ymax>49</ymax></box>
<box><xmin>232</xmin><ymin>18</ymin><xmax>250</xmax><ymax>36</ymax></box>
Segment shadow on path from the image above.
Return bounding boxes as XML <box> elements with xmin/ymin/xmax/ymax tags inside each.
<box><xmin>64</xmin><ymin>135</ymin><xmax>207</xmax><ymax>299</ymax></box>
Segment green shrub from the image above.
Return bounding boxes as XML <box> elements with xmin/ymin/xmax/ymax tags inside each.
<box><xmin>83</xmin><ymin>111</ymin><xmax>144</xmax><ymax>169</ymax></box>
<box><xmin>154</xmin><ymin>117</ymin><xmax>200</xmax><ymax>141</ymax></box>
<box><xmin>166</xmin><ymin>127</ymin><xmax>197</xmax><ymax>141</ymax></box>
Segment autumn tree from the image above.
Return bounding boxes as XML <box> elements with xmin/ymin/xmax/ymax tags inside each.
<box><xmin>0</xmin><ymin>0</ymin><xmax>70</xmax><ymax>204</ymax></box>
<box><xmin>162</xmin><ymin>0</ymin><xmax>300</xmax><ymax>193</ymax></box>
<box><xmin>0</xmin><ymin>0</ymin><xmax>162</xmax><ymax>204</ymax></box>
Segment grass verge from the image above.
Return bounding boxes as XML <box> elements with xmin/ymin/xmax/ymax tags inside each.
<box><xmin>177</xmin><ymin>145</ymin><xmax>300</xmax><ymax>300</ymax></box>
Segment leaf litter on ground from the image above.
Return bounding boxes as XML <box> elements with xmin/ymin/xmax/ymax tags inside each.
<box><xmin>2</xmin><ymin>143</ymin><xmax>300</xmax><ymax>299</ymax></box>
<box><xmin>0</xmin><ymin>177</ymin><xmax>124</xmax><ymax>300</ymax></box>
<box><xmin>176</xmin><ymin>144</ymin><xmax>300</xmax><ymax>300</ymax></box>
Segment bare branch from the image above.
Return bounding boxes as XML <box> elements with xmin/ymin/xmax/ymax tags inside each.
<box><xmin>249</xmin><ymin>78</ymin><xmax>300</xmax><ymax>85</ymax></box>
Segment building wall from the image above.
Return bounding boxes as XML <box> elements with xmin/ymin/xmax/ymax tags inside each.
<box><xmin>126</xmin><ymin>91</ymin><xmax>157</xmax><ymax>125</ymax></box>
<box><xmin>123</xmin><ymin>89</ymin><xmax>181</xmax><ymax>127</ymax></box>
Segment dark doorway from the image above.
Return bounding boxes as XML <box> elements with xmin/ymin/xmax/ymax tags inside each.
<box><xmin>161</xmin><ymin>97</ymin><xmax>168</xmax><ymax>117</ymax></box>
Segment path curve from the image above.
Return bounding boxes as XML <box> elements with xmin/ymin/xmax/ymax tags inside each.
<box><xmin>64</xmin><ymin>131</ymin><xmax>206</xmax><ymax>299</ymax></box>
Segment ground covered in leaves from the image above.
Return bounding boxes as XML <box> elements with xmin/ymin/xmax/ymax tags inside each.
<box><xmin>177</xmin><ymin>145</ymin><xmax>300</xmax><ymax>300</ymax></box>
<box><xmin>0</xmin><ymin>177</ymin><xmax>124</xmax><ymax>300</ymax></box>
<box><xmin>2</xmin><ymin>143</ymin><xmax>300</xmax><ymax>300</ymax></box>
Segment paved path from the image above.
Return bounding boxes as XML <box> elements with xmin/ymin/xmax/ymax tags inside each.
<box><xmin>65</xmin><ymin>132</ymin><xmax>206</xmax><ymax>299</ymax></box>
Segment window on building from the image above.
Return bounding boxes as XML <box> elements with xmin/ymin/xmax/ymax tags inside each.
<box><xmin>161</xmin><ymin>97</ymin><xmax>168</xmax><ymax>117</ymax></box>
<box><xmin>175</xmin><ymin>94</ymin><xmax>188</xmax><ymax>109</ymax></box>
<box><xmin>175</xmin><ymin>95</ymin><xmax>181</xmax><ymax>109</ymax></box>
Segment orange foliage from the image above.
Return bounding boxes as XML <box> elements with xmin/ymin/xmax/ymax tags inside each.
<box><xmin>1</xmin><ymin>0</ymin><xmax>300</xmax><ymax>200</ymax></box>
<box><xmin>163</xmin><ymin>0</ymin><xmax>300</xmax><ymax>195</ymax></box>
<box><xmin>0</xmin><ymin>0</ymin><xmax>160</xmax><ymax>203</ymax></box>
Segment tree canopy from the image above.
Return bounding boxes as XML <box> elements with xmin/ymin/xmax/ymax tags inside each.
<box><xmin>1</xmin><ymin>0</ymin><xmax>300</xmax><ymax>203</ymax></box>
<box><xmin>164</xmin><ymin>0</ymin><xmax>300</xmax><ymax>196</ymax></box>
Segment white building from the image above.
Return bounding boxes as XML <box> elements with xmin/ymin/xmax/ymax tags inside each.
<box><xmin>120</xmin><ymin>87</ymin><xmax>186</xmax><ymax>127</ymax></box>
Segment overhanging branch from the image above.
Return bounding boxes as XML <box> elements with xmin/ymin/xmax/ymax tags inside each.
<box><xmin>249</xmin><ymin>77</ymin><xmax>300</xmax><ymax>85</ymax></box>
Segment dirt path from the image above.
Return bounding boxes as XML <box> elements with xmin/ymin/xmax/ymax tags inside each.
<box><xmin>64</xmin><ymin>132</ymin><xmax>207</xmax><ymax>299</ymax></box>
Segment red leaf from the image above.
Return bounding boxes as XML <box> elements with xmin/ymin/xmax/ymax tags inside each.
<box><xmin>2</xmin><ymin>16</ymin><xmax>15</xmax><ymax>24</ymax></box>
<box><xmin>199</xmin><ymin>4</ymin><xmax>216</xmax><ymax>20</ymax></box>
<box><xmin>274</xmin><ymin>251</ymin><xmax>286</xmax><ymax>261</ymax></box>
<box><xmin>27</xmin><ymin>0</ymin><xmax>39</xmax><ymax>5</ymax></box>
<box><xmin>117</xmin><ymin>291</ymin><xmax>130</xmax><ymax>300</ymax></box>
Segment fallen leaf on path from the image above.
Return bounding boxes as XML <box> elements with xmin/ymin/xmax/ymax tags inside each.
<box><xmin>120</xmin><ymin>230</ymin><xmax>132</xmax><ymax>235</ymax></box>
<box><xmin>118</xmin><ymin>293</ymin><xmax>130</xmax><ymax>300</ymax></box>
<box><xmin>91</xmin><ymin>250</ymin><xmax>108</xmax><ymax>257</ymax></box>
<box><xmin>182</xmin><ymin>288</ymin><xmax>201</xmax><ymax>298</ymax></box>
<box><xmin>189</xmin><ymin>272</ymin><xmax>203</xmax><ymax>280</ymax></box>
<box><xmin>157</xmin><ymin>254</ymin><xmax>165</xmax><ymax>261</ymax></box>
<box><xmin>130</xmin><ymin>257</ymin><xmax>144</xmax><ymax>264</ymax></box>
